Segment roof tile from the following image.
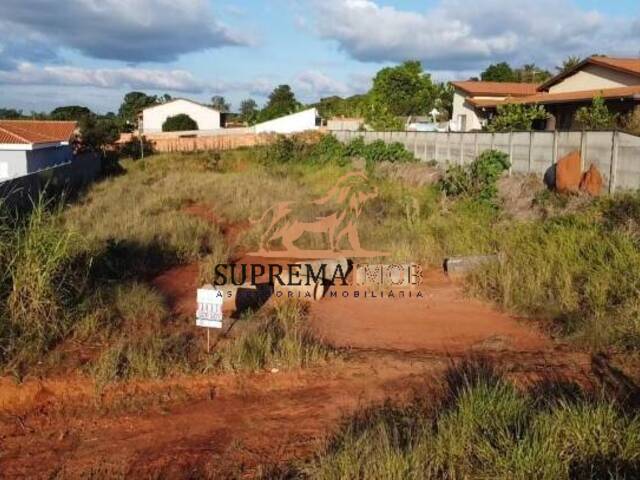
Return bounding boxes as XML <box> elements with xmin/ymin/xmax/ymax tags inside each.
<box><xmin>451</xmin><ymin>81</ymin><xmax>539</xmax><ymax>97</ymax></box>
<box><xmin>469</xmin><ymin>85</ymin><xmax>640</xmax><ymax>108</ymax></box>
<box><xmin>0</xmin><ymin>120</ymin><xmax>77</xmax><ymax>145</ymax></box>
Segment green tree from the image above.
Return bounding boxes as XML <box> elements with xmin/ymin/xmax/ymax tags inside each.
<box><xmin>487</xmin><ymin>103</ymin><xmax>548</xmax><ymax>132</ymax></box>
<box><xmin>239</xmin><ymin>98</ymin><xmax>258</xmax><ymax>124</ymax></box>
<box><xmin>556</xmin><ymin>56</ymin><xmax>583</xmax><ymax>74</ymax></box>
<box><xmin>434</xmin><ymin>83</ymin><xmax>454</xmax><ymax>120</ymax></box>
<box><xmin>258</xmin><ymin>85</ymin><xmax>300</xmax><ymax>122</ymax></box>
<box><xmin>574</xmin><ymin>96</ymin><xmax>616</xmax><ymax>130</ymax></box>
<box><xmin>162</xmin><ymin>113</ymin><xmax>198</xmax><ymax>132</ymax></box>
<box><xmin>481</xmin><ymin>62</ymin><xmax>517</xmax><ymax>82</ymax></box>
<box><xmin>79</xmin><ymin>116</ymin><xmax>120</xmax><ymax>151</ymax></box>
<box><xmin>118</xmin><ymin>92</ymin><xmax>158</xmax><ymax>130</ymax></box>
<box><xmin>514</xmin><ymin>64</ymin><xmax>552</xmax><ymax>83</ymax></box>
<box><xmin>313</xmin><ymin>94</ymin><xmax>369</xmax><ymax>119</ymax></box>
<box><xmin>367</xmin><ymin>61</ymin><xmax>436</xmax><ymax>129</ymax></box>
<box><xmin>50</xmin><ymin>105</ymin><xmax>93</xmax><ymax>121</ymax></box>
<box><xmin>370</xmin><ymin>61</ymin><xmax>435</xmax><ymax>116</ymax></box>
<box><xmin>210</xmin><ymin>95</ymin><xmax>230</xmax><ymax>112</ymax></box>
<box><xmin>0</xmin><ymin>108</ymin><xmax>24</xmax><ymax>119</ymax></box>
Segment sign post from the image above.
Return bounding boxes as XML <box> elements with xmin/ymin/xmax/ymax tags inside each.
<box><xmin>196</xmin><ymin>284</ymin><xmax>223</xmax><ymax>352</ymax></box>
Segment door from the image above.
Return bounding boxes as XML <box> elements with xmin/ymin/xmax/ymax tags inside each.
<box><xmin>458</xmin><ymin>115</ymin><xmax>467</xmax><ymax>132</ymax></box>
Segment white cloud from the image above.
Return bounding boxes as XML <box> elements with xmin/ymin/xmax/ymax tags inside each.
<box><xmin>0</xmin><ymin>63</ymin><xmax>206</xmax><ymax>92</ymax></box>
<box><xmin>294</xmin><ymin>70</ymin><xmax>351</xmax><ymax>97</ymax></box>
<box><xmin>309</xmin><ymin>0</ymin><xmax>640</xmax><ymax>71</ymax></box>
<box><xmin>0</xmin><ymin>0</ymin><xmax>248</xmax><ymax>64</ymax></box>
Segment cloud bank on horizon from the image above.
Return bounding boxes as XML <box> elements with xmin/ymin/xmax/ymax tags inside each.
<box><xmin>0</xmin><ymin>0</ymin><xmax>638</xmax><ymax>111</ymax></box>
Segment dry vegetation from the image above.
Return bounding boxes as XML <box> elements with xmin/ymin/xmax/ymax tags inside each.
<box><xmin>2</xmin><ymin>134</ymin><xmax>640</xmax><ymax>477</ymax></box>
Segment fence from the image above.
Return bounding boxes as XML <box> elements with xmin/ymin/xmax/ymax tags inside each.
<box><xmin>333</xmin><ymin>130</ymin><xmax>640</xmax><ymax>192</ymax></box>
<box><xmin>147</xmin><ymin>132</ymin><xmax>275</xmax><ymax>153</ymax></box>
<box><xmin>0</xmin><ymin>151</ymin><xmax>101</xmax><ymax>209</ymax></box>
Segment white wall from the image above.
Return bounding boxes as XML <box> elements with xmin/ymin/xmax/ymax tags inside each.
<box><xmin>142</xmin><ymin>99</ymin><xmax>221</xmax><ymax>133</ymax></box>
<box><xmin>0</xmin><ymin>150</ymin><xmax>27</xmax><ymax>180</ymax></box>
<box><xmin>451</xmin><ymin>91</ymin><xmax>485</xmax><ymax>132</ymax></box>
<box><xmin>254</xmin><ymin>108</ymin><xmax>319</xmax><ymax>134</ymax></box>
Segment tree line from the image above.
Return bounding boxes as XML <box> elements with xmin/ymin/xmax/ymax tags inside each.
<box><xmin>0</xmin><ymin>54</ymin><xmax>614</xmax><ymax>145</ymax></box>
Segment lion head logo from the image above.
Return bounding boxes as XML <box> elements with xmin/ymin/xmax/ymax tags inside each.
<box><xmin>250</xmin><ymin>171</ymin><xmax>387</xmax><ymax>259</ymax></box>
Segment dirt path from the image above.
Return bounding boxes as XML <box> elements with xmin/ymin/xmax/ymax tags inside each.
<box><xmin>310</xmin><ymin>270</ymin><xmax>548</xmax><ymax>353</ymax></box>
<box><xmin>0</xmin><ymin>347</ymin><xmax>593</xmax><ymax>479</ymax></box>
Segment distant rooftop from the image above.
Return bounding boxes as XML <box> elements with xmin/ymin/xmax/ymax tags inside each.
<box><xmin>0</xmin><ymin>120</ymin><xmax>77</xmax><ymax>145</ymax></box>
<box><xmin>451</xmin><ymin>81</ymin><xmax>539</xmax><ymax>97</ymax></box>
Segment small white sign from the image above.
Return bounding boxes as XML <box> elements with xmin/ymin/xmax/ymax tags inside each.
<box><xmin>196</xmin><ymin>285</ymin><xmax>223</xmax><ymax>329</ymax></box>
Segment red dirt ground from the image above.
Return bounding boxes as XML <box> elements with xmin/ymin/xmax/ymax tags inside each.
<box><xmin>0</xmin><ymin>203</ymin><xmax>597</xmax><ymax>478</ymax></box>
<box><xmin>310</xmin><ymin>270</ymin><xmax>548</xmax><ymax>354</ymax></box>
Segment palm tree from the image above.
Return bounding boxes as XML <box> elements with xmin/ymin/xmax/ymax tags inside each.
<box><xmin>556</xmin><ymin>56</ymin><xmax>582</xmax><ymax>74</ymax></box>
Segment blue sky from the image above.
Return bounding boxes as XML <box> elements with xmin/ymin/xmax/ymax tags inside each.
<box><xmin>1</xmin><ymin>0</ymin><xmax>639</xmax><ymax>113</ymax></box>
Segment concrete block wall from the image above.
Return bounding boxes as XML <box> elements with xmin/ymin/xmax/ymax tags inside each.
<box><xmin>333</xmin><ymin>130</ymin><xmax>640</xmax><ymax>192</ymax></box>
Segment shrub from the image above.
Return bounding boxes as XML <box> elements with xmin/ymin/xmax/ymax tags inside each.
<box><xmin>574</xmin><ymin>96</ymin><xmax>617</xmax><ymax>130</ymax></box>
<box><xmin>264</xmin><ymin>134</ymin><xmax>415</xmax><ymax>167</ymax></box>
<box><xmin>440</xmin><ymin>149</ymin><xmax>510</xmax><ymax>203</ymax></box>
<box><xmin>215</xmin><ymin>301</ymin><xmax>332</xmax><ymax>372</ymax></box>
<box><xmin>487</xmin><ymin>103</ymin><xmax>548</xmax><ymax>132</ymax></box>
<box><xmin>264</xmin><ymin>134</ymin><xmax>311</xmax><ymax>163</ymax></box>
<box><xmin>162</xmin><ymin>113</ymin><xmax>198</xmax><ymax>132</ymax></box>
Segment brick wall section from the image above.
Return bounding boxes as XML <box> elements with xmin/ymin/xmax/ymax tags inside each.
<box><xmin>147</xmin><ymin>133</ymin><xmax>275</xmax><ymax>152</ymax></box>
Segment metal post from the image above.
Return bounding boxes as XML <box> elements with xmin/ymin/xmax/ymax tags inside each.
<box><xmin>447</xmin><ymin>132</ymin><xmax>451</xmax><ymax>164</ymax></box>
<box><xmin>459</xmin><ymin>134</ymin><xmax>464</xmax><ymax>165</ymax></box>
<box><xmin>552</xmin><ymin>130</ymin><xmax>559</xmax><ymax>166</ymax></box>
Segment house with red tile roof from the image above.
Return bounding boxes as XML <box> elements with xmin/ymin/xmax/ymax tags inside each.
<box><xmin>0</xmin><ymin>120</ymin><xmax>77</xmax><ymax>180</ymax></box>
<box><xmin>451</xmin><ymin>56</ymin><xmax>640</xmax><ymax>131</ymax></box>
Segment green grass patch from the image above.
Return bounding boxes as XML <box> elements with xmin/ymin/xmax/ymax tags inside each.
<box><xmin>302</xmin><ymin>360</ymin><xmax>640</xmax><ymax>479</ymax></box>
<box><xmin>215</xmin><ymin>300</ymin><xmax>333</xmax><ymax>372</ymax></box>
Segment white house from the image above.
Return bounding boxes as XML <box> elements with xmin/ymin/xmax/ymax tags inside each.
<box><xmin>254</xmin><ymin>108</ymin><xmax>320</xmax><ymax>134</ymax></box>
<box><xmin>141</xmin><ymin>98</ymin><xmax>221</xmax><ymax>133</ymax></box>
<box><xmin>0</xmin><ymin>120</ymin><xmax>77</xmax><ymax>181</ymax></box>
<box><xmin>450</xmin><ymin>81</ymin><xmax>538</xmax><ymax>131</ymax></box>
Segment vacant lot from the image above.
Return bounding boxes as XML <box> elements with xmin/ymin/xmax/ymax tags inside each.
<box><xmin>1</xmin><ymin>135</ymin><xmax>639</xmax><ymax>478</ymax></box>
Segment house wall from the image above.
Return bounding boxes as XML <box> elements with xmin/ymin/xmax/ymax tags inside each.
<box><xmin>142</xmin><ymin>99</ymin><xmax>221</xmax><ymax>133</ymax></box>
<box><xmin>0</xmin><ymin>150</ymin><xmax>28</xmax><ymax>180</ymax></box>
<box><xmin>451</xmin><ymin>91</ymin><xmax>507</xmax><ymax>131</ymax></box>
<box><xmin>254</xmin><ymin>108</ymin><xmax>319</xmax><ymax>134</ymax></box>
<box><xmin>549</xmin><ymin>64</ymin><xmax>640</xmax><ymax>93</ymax></box>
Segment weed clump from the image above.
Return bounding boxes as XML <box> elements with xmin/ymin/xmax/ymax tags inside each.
<box><xmin>215</xmin><ymin>300</ymin><xmax>332</xmax><ymax>372</ymax></box>
<box><xmin>264</xmin><ymin>133</ymin><xmax>415</xmax><ymax>168</ymax></box>
<box><xmin>304</xmin><ymin>360</ymin><xmax>640</xmax><ymax>479</ymax></box>
<box><xmin>440</xmin><ymin>149</ymin><xmax>510</xmax><ymax>204</ymax></box>
<box><xmin>0</xmin><ymin>197</ymin><xmax>90</xmax><ymax>369</ymax></box>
